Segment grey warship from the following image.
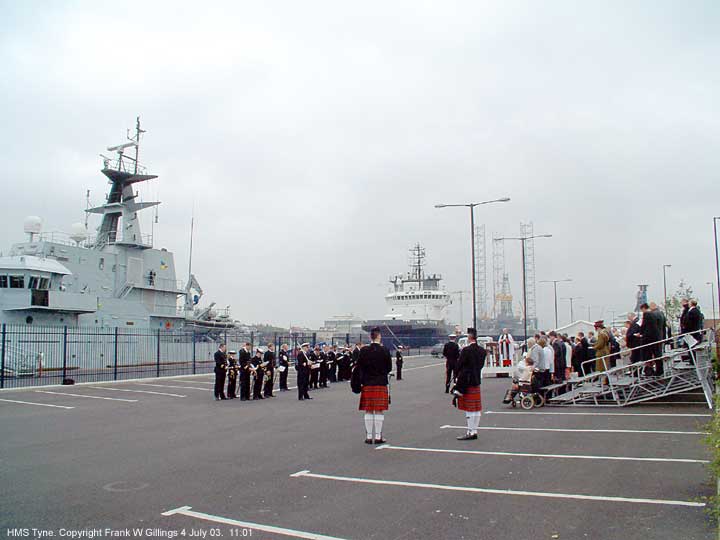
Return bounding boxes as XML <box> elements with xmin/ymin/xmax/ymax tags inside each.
<box><xmin>0</xmin><ymin>118</ymin><xmax>232</xmax><ymax>331</ymax></box>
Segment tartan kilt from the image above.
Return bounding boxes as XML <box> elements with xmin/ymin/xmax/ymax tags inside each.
<box><xmin>457</xmin><ymin>385</ymin><xmax>482</xmax><ymax>412</ymax></box>
<box><xmin>359</xmin><ymin>385</ymin><xmax>389</xmax><ymax>411</ymax></box>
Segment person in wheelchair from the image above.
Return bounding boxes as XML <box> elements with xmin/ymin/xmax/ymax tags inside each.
<box><xmin>502</xmin><ymin>355</ymin><xmax>535</xmax><ymax>404</ymax></box>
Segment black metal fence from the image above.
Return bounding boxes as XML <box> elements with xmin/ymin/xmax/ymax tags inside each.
<box><xmin>0</xmin><ymin>324</ymin><xmax>438</xmax><ymax>389</ymax></box>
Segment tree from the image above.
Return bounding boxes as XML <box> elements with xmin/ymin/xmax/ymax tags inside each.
<box><xmin>664</xmin><ymin>279</ymin><xmax>694</xmax><ymax>328</ymax></box>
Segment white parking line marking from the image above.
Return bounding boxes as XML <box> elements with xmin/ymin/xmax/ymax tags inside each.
<box><xmin>161</xmin><ymin>506</ymin><xmax>348</xmax><ymax>540</ymax></box>
<box><xmin>0</xmin><ymin>398</ymin><xmax>75</xmax><ymax>409</ymax></box>
<box><xmin>440</xmin><ymin>425</ymin><xmax>708</xmax><ymax>435</ymax></box>
<box><xmin>485</xmin><ymin>410</ymin><xmax>711</xmax><ymax>418</ymax></box>
<box><xmin>375</xmin><ymin>444</ymin><xmax>709</xmax><ymax>464</ymax></box>
<box><xmin>133</xmin><ymin>383</ymin><xmax>209</xmax><ymax>391</ymax></box>
<box><xmin>86</xmin><ymin>387</ymin><xmax>186</xmax><ymax>398</ymax></box>
<box><xmin>402</xmin><ymin>362</ymin><xmax>445</xmax><ymax>372</ymax></box>
<box><xmin>173</xmin><ymin>380</ymin><xmax>214</xmax><ymax>385</ymax></box>
<box><xmin>289</xmin><ymin>470</ymin><xmax>705</xmax><ymax>508</ymax></box>
<box><xmin>35</xmin><ymin>390</ymin><xmax>137</xmax><ymax>402</ymax></box>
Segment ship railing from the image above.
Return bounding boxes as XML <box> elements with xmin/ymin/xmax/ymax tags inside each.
<box><xmin>101</xmin><ymin>156</ymin><xmax>147</xmax><ymax>175</ymax></box>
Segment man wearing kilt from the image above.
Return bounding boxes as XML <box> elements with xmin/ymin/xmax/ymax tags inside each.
<box><xmin>452</xmin><ymin>327</ymin><xmax>486</xmax><ymax>441</ymax></box>
<box><xmin>357</xmin><ymin>327</ymin><xmax>393</xmax><ymax>444</ymax></box>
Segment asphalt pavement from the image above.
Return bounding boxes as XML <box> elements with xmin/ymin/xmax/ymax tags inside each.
<box><xmin>0</xmin><ymin>355</ymin><xmax>715</xmax><ymax>540</ymax></box>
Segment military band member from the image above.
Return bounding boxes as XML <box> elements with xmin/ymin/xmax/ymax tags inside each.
<box><xmin>395</xmin><ymin>347</ymin><xmax>404</xmax><ymax>381</ymax></box>
<box><xmin>226</xmin><ymin>350</ymin><xmax>238</xmax><ymax>399</ymax></box>
<box><xmin>263</xmin><ymin>343</ymin><xmax>276</xmax><ymax>397</ymax></box>
<box><xmin>296</xmin><ymin>342</ymin><xmax>312</xmax><ymax>400</ymax></box>
<box><xmin>337</xmin><ymin>348</ymin><xmax>351</xmax><ymax>381</ymax></box>
<box><xmin>213</xmin><ymin>343</ymin><xmax>228</xmax><ymax>401</ymax></box>
<box><xmin>308</xmin><ymin>345</ymin><xmax>320</xmax><ymax>390</ymax></box>
<box><xmin>357</xmin><ymin>327</ymin><xmax>392</xmax><ymax>444</ymax></box>
<box><xmin>252</xmin><ymin>348</ymin><xmax>265</xmax><ymax>400</ymax></box>
<box><xmin>443</xmin><ymin>334</ymin><xmax>461</xmax><ymax>393</ymax></box>
<box><xmin>319</xmin><ymin>346</ymin><xmax>329</xmax><ymax>388</ymax></box>
<box><xmin>452</xmin><ymin>328</ymin><xmax>486</xmax><ymax>441</ymax></box>
<box><xmin>327</xmin><ymin>345</ymin><xmax>338</xmax><ymax>383</ymax></box>
<box><xmin>278</xmin><ymin>344</ymin><xmax>290</xmax><ymax>391</ymax></box>
<box><xmin>238</xmin><ymin>342</ymin><xmax>252</xmax><ymax>401</ymax></box>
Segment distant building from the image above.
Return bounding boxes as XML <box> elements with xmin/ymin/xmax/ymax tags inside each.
<box><xmin>318</xmin><ymin>314</ymin><xmax>366</xmax><ymax>341</ymax></box>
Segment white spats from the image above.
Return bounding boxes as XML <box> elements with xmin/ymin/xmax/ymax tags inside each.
<box><xmin>364</xmin><ymin>414</ymin><xmax>374</xmax><ymax>439</ymax></box>
<box><xmin>464</xmin><ymin>411</ymin><xmax>482</xmax><ymax>435</ymax></box>
<box><xmin>373</xmin><ymin>414</ymin><xmax>384</xmax><ymax>439</ymax></box>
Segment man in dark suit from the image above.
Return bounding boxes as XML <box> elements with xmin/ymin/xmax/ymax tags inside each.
<box><xmin>625</xmin><ymin>313</ymin><xmax>643</xmax><ymax>364</ymax></box>
<box><xmin>443</xmin><ymin>335</ymin><xmax>460</xmax><ymax>393</ymax></box>
<box><xmin>687</xmin><ymin>300</ymin><xmax>703</xmax><ymax>342</ymax></box>
<box><xmin>213</xmin><ymin>343</ymin><xmax>228</xmax><ymax>401</ymax></box>
<box><xmin>238</xmin><ymin>342</ymin><xmax>252</xmax><ymax>400</ymax></box>
<box><xmin>640</xmin><ymin>303</ymin><xmax>663</xmax><ymax>375</ymax></box>
<box><xmin>296</xmin><ymin>343</ymin><xmax>312</xmax><ymax>400</ymax></box>
<box><xmin>263</xmin><ymin>343</ymin><xmax>276</xmax><ymax>397</ymax></box>
<box><xmin>452</xmin><ymin>328</ymin><xmax>486</xmax><ymax>441</ymax></box>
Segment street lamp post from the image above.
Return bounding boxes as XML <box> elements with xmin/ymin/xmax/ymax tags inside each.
<box><xmin>707</xmin><ymin>282</ymin><xmax>716</xmax><ymax>327</ymax></box>
<box><xmin>540</xmin><ymin>278</ymin><xmax>572</xmax><ymax>329</ymax></box>
<box><xmin>714</xmin><ymin>217</ymin><xmax>720</xmax><ymax>359</ymax></box>
<box><xmin>662</xmin><ymin>264</ymin><xmax>671</xmax><ymax>314</ymax></box>
<box><xmin>561</xmin><ymin>296</ymin><xmax>583</xmax><ymax>323</ymax></box>
<box><xmin>497</xmin><ymin>233</ymin><xmax>552</xmax><ymax>349</ymax></box>
<box><xmin>435</xmin><ymin>198</ymin><xmax>511</xmax><ymax>330</ymax></box>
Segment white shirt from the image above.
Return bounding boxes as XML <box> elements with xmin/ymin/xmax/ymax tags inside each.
<box><xmin>564</xmin><ymin>342</ymin><xmax>572</xmax><ymax>368</ymax></box>
<box><xmin>542</xmin><ymin>345</ymin><xmax>555</xmax><ymax>374</ymax></box>
<box><xmin>529</xmin><ymin>344</ymin><xmax>543</xmax><ymax>368</ymax></box>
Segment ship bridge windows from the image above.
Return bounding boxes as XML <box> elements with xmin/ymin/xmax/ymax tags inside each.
<box><xmin>28</xmin><ymin>276</ymin><xmax>50</xmax><ymax>290</ymax></box>
<box><xmin>9</xmin><ymin>275</ymin><xmax>24</xmax><ymax>289</ymax></box>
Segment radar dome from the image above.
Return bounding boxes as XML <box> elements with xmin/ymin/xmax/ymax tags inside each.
<box><xmin>70</xmin><ymin>222</ymin><xmax>88</xmax><ymax>244</ymax></box>
<box><xmin>23</xmin><ymin>216</ymin><xmax>42</xmax><ymax>234</ymax></box>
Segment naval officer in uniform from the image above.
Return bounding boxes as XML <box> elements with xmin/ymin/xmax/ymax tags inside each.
<box><xmin>278</xmin><ymin>344</ymin><xmax>290</xmax><ymax>391</ymax></box>
<box><xmin>296</xmin><ymin>342</ymin><xmax>312</xmax><ymax>400</ymax></box>
<box><xmin>213</xmin><ymin>343</ymin><xmax>228</xmax><ymax>400</ymax></box>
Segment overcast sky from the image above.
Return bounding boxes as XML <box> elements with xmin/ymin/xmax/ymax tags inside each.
<box><xmin>1</xmin><ymin>1</ymin><xmax>719</xmax><ymax>330</ymax></box>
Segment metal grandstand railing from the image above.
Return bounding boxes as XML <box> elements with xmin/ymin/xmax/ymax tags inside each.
<box><xmin>547</xmin><ymin>329</ymin><xmax>715</xmax><ymax>408</ymax></box>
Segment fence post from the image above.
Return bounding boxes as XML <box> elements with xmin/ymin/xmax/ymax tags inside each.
<box><xmin>0</xmin><ymin>323</ymin><xmax>5</xmax><ymax>389</ymax></box>
<box><xmin>250</xmin><ymin>332</ymin><xmax>254</xmax><ymax>350</ymax></box>
<box><xmin>113</xmin><ymin>327</ymin><xmax>119</xmax><ymax>381</ymax></box>
<box><xmin>156</xmin><ymin>328</ymin><xmax>161</xmax><ymax>377</ymax></box>
<box><xmin>192</xmin><ymin>331</ymin><xmax>197</xmax><ymax>375</ymax></box>
<box><xmin>62</xmin><ymin>326</ymin><xmax>68</xmax><ymax>382</ymax></box>
<box><xmin>312</xmin><ymin>332</ymin><xmax>317</xmax><ymax>347</ymax></box>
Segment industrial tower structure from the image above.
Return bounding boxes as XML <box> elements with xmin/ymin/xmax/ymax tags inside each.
<box><xmin>520</xmin><ymin>222</ymin><xmax>538</xmax><ymax>329</ymax></box>
<box><xmin>474</xmin><ymin>225</ymin><xmax>488</xmax><ymax>319</ymax></box>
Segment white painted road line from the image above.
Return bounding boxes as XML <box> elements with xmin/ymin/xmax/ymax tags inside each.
<box><xmin>133</xmin><ymin>383</ymin><xmax>210</xmax><ymax>391</ymax></box>
<box><xmin>289</xmin><ymin>470</ymin><xmax>705</xmax><ymax>508</ymax></box>
<box><xmin>34</xmin><ymin>390</ymin><xmax>137</xmax><ymax>402</ymax></box>
<box><xmin>375</xmin><ymin>444</ymin><xmax>709</xmax><ymax>464</ymax></box>
<box><xmin>86</xmin><ymin>387</ymin><xmax>186</xmax><ymax>398</ymax></box>
<box><xmin>485</xmin><ymin>410</ymin><xmax>711</xmax><ymax>418</ymax></box>
<box><xmin>173</xmin><ymin>380</ymin><xmax>214</xmax><ymax>386</ymax></box>
<box><xmin>162</xmin><ymin>506</ymin><xmax>348</xmax><ymax>540</ymax></box>
<box><xmin>440</xmin><ymin>425</ymin><xmax>708</xmax><ymax>435</ymax></box>
<box><xmin>402</xmin><ymin>361</ymin><xmax>444</xmax><ymax>372</ymax></box>
<box><xmin>0</xmin><ymin>398</ymin><xmax>75</xmax><ymax>409</ymax></box>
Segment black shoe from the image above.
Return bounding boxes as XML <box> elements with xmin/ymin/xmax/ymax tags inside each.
<box><xmin>365</xmin><ymin>438</ymin><xmax>374</xmax><ymax>444</ymax></box>
<box><xmin>445</xmin><ymin>388</ymin><xmax>450</xmax><ymax>394</ymax></box>
<box><xmin>374</xmin><ymin>438</ymin><xmax>387</xmax><ymax>444</ymax></box>
<box><xmin>305</xmin><ymin>396</ymin><xmax>313</xmax><ymax>400</ymax></box>
<box><xmin>220</xmin><ymin>397</ymin><xmax>227</xmax><ymax>400</ymax></box>
<box><xmin>215</xmin><ymin>397</ymin><xmax>220</xmax><ymax>401</ymax></box>
<box><xmin>298</xmin><ymin>397</ymin><xmax>304</xmax><ymax>401</ymax></box>
<box><xmin>456</xmin><ymin>433</ymin><xmax>477</xmax><ymax>441</ymax></box>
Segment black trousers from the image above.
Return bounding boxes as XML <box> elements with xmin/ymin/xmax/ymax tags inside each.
<box><xmin>310</xmin><ymin>368</ymin><xmax>319</xmax><ymax>389</ymax></box>
<box><xmin>214</xmin><ymin>369</ymin><xmax>226</xmax><ymax>399</ymax></box>
<box><xmin>239</xmin><ymin>373</ymin><xmax>251</xmax><ymax>400</ymax></box>
<box><xmin>319</xmin><ymin>365</ymin><xmax>328</xmax><ymax>387</ymax></box>
<box><xmin>445</xmin><ymin>360</ymin><xmax>457</xmax><ymax>390</ymax></box>
<box><xmin>644</xmin><ymin>344</ymin><xmax>664</xmax><ymax>376</ymax></box>
<box><xmin>396</xmin><ymin>361</ymin><xmax>403</xmax><ymax>380</ymax></box>
<box><xmin>297</xmin><ymin>369</ymin><xmax>310</xmax><ymax>400</ymax></box>
<box><xmin>279</xmin><ymin>368</ymin><xmax>289</xmax><ymax>389</ymax></box>
<box><xmin>253</xmin><ymin>373</ymin><xmax>264</xmax><ymax>399</ymax></box>
<box><xmin>264</xmin><ymin>371</ymin><xmax>274</xmax><ymax>397</ymax></box>
<box><xmin>226</xmin><ymin>372</ymin><xmax>237</xmax><ymax>398</ymax></box>
<box><xmin>328</xmin><ymin>364</ymin><xmax>337</xmax><ymax>382</ymax></box>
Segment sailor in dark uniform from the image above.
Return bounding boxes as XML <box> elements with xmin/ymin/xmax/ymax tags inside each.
<box><xmin>278</xmin><ymin>344</ymin><xmax>290</xmax><ymax>391</ymax></box>
<box><xmin>226</xmin><ymin>350</ymin><xmax>238</xmax><ymax>399</ymax></box>
<box><xmin>327</xmin><ymin>345</ymin><xmax>338</xmax><ymax>383</ymax></box>
<box><xmin>309</xmin><ymin>346</ymin><xmax>320</xmax><ymax>389</ymax></box>
<box><xmin>319</xmin><ymin>346</ymin><xmax>329</xmax><ymax>388</ymax></box>
<box><xmin>337</xmin><ymin>348</ymin><xmax>350</xmax><ymax>381</ymax></box>
<box><xmin>213</xmin><ymin>343</ymin><xmax>228</xmax><ymax>401</ymax></box>
<box><xmin>263</xmin><ymin>343</ymin><xmax>276</xmax><ymax>397</ymax></box>
<box><xmin>238</xmin><ymin>342</ymin><xmax>252</xmax><ymax>401</ymax></box>
<box><xmin>443</xmin><ymin>334</ymin><xmax>461</xmax><ymax>393</ymax></box>
<box><xmin>357</xmin><ymin>328</ymin><xmax>392</xmax><ymax>444</ymax></box>
<box><xmin>296</xmin><ymin>342</ymin><xmax>312</xmax><ymax>400</ymax></box>
<box><xmin>452</xmin><ymin>328</ymin><xmax>486</xmax><ymax>441</ymax></box>
<box><xmin>395</xmin><ymin>347</ymin><xmax>404</xmax><ymax>381</ymax></box>
<box><xmin>252</xmin><ymin>348</ymin><xmax>265</xmax><ymax>400</ymax></box>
